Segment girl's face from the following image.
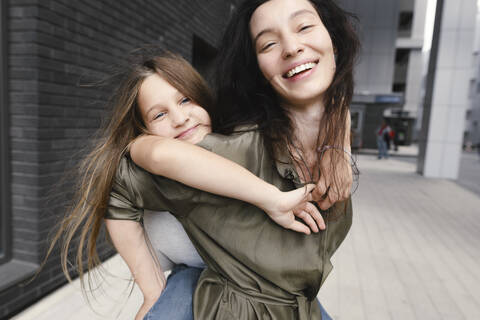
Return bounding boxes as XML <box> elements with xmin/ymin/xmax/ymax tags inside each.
<box><xmin>137</xmin><ymin>73</ymin><xmax>212</xmax><ymax>144</ymax></box>
<box><xmin>249</xmin><ymin>0</ymin><xmax>336</xmax><ymax>106</ymax></box>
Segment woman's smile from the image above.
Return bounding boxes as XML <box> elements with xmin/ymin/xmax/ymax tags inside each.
<box><xmin>282</xmin><ymin>59</ymin><xmax>319</xmax><ymax>81</ymax></box>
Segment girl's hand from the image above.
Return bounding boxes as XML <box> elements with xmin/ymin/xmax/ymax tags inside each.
<box><xmin>313</xmin><ymin>149</ymin><xmax>352</xmax><ymax>210</ymax></box>
<box><xmin>261</xmin><ymin>184</ymin><xmax>325</xmax><ymax>235</ymax></box>
<box><xmin>135</xmin><ymin>296</ymin><xmax>158</xmax><ymax>320</ymax></box>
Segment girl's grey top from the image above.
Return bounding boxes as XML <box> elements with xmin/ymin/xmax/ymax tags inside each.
<box><xmin>143</xmin><ymin>210</ymin><xmax>205</xmax><ymax>271</ymax></box>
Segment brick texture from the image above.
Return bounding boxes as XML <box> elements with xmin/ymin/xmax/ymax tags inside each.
<box><xmin>1</xmin><ymin>0</ymin><xmax>237</xmax><ymax>317</ymax></box>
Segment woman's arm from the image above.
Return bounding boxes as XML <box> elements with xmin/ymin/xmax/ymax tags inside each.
<box><xmin>104</xmin><ymin>219</ymin><xmax>165</xmax><ymax>320</ymax></box>
<box><xmin>130</xmin><ymin>136</ymin><xmax>325</xmax><ymax>234</ymax></box>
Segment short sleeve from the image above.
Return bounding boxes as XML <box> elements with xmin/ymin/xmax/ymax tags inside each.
<box><xmin>105</xmin><ymin>172</ymin><xmax>143</xmax><ymax>221</ymax></box>
<box><xmin>105</xmin><ymin>156</ymin><xmax>144</xmax><ymax>221</ymax></box>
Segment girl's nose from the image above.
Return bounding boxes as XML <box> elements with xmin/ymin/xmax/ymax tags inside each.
<box><xmin>170</xmin><ymin>108</ymin><xmax>189</xmax><ymax>127</ymax></box>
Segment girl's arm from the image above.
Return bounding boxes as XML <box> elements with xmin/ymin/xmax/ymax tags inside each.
<box><xmin>129</xmin><ymin>136</ymin><xmax>325</xmax><ymax>234</ymax></box>
<box><xmin>104</xmin><ymin>219</ymin><xmax>165</xmax><ymax>320</ymax></box>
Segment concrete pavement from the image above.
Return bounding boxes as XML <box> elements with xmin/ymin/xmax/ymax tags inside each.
<box><xmin>13</xmin><ymin>154</ymin><xmax>480</xmax><ymax>319</ymax></box>
<box><xmin>318</xmin><ymin>155</ymin><xmax>480</xmax><ymax>320</ymax></box>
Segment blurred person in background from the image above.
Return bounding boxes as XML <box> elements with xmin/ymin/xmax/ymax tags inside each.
<box><xmin>376</xmin><ymin>119</ymin><xmax>391</xmax><ymax>159</ymax></box>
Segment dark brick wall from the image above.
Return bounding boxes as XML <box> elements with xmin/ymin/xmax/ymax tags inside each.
<box><xmin>1</xmin><ymin>0</ymin><xmax>236</xmax><ymax>318</ymax></box>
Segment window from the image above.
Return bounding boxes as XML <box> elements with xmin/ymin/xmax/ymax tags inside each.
<box><xmin>469</xmin><ymin>78</ymin><xmax>476</xmax><ymax>98</ymax></box>
<box><xmin>466</xmin><ymin>109</ymin><xmax>472</xmax><ymax>120</ymax></box>
<box><xmin>0</xmin><ymin>0</ymin><xmax>10</xmax><ymax>264</ymax></box>
<box><xmin>392</xmin><ymin>49</ymin><xmax>410</xmax><ymax>93</ymax></box>
<box><xmin>397</xmin><ymin>11</ymin><xmax>414</xmax><ymax>38</ymax></box>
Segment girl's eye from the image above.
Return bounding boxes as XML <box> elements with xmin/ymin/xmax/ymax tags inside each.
<box><xmin>180</xmin><ymin>97</ymin><xmax>191</xmax><ymax>105</ymax></box>
<box><xmin>153</xmin><ymin>112</ymin><xmax>166</xmax><ymax>120</ymax></box>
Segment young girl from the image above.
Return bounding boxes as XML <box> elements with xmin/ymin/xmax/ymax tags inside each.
<box><xmin>49</xmin><ymin>50</ymin><xmax>326</xmax><ymax>320</ymax></box>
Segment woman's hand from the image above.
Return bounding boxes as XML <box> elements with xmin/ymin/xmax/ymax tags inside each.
<box><xmin>312</xmin><ymin>110</ymin><xmax>354</xmax><ymax>210</ymax></box>
<box><xmin>261</xmin><ymin>184</ymin><xmax>325</xmax><ymax>235</ymax></box>
<box><xmin>312</xmin><ymin>148</ymin><xmax>353</xmax><ymax>210</ymax></box>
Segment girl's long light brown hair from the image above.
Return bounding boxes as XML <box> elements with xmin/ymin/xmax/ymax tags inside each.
<box><xmin>40</xmin><ymin>48</ymin><xmax>214</xmax><ymax>296</ymax></box>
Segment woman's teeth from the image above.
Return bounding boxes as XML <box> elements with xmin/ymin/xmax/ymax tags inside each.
<box><xmin>285</xmin><ymin>62</ymin><xmax>317</xmax><ymax>78</ymax></box>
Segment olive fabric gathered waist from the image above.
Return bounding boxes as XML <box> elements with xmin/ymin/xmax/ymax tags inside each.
<box><xmin>193</xmin><ymin>268</ymin><xmax>321</xmax><ymax>320</ymax></box>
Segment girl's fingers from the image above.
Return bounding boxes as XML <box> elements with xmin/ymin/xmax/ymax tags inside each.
<box><xmin>303</xmin><ymin>184</ymin><xmax>315</xmax><ymax>202</ymax></box>
<box><xmin>287</xmin><ymin>221</ymin><xmax>311</xmax><ymax>235</ymax></box>
<box><xmin>283</xmin><ymin>185</ymin><xmax>314</xmax><ymax>211</ymax></box>
<box><xmin>304</xmin><ymin>202</ymin><xmax>325</xmax><ymax>230</ymax></box>
<box><xmin>293</xmin><ymin>209</ymin><xmax>318</xmax><ymax>233</ymax></box>
<box><xmin>304</xmin><ymin>184</ymin><xmax>316</xmax><ymax>194</ymax></box>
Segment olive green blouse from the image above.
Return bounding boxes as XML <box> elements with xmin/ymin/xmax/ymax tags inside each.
<box><xmin>106</xmin><ymin>128</ymin><xmax>352</xmax><ymax>320</ymax></box>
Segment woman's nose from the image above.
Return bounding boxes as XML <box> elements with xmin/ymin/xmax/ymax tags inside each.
<box><xmin>282</xmin><ymin>34</ymin><xmax>303</xmax><ymax>59</ymax></box>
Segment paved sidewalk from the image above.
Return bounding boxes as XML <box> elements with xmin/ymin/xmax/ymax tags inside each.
<box><xmin>318</xmin><ymin>155</ymin><xmax>480</xmax><ymax>320</ymax></box>
<box><xmin>11</xmin><ymin>256</ymin><xmax>144</xmax><ymax>320</ymax></box>
<box><xmin>13</xmin><ymin>155</ymin><xmax>480</xmax><ymax>319</ymax></box>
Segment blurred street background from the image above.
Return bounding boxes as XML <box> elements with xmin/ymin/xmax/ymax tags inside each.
<box><xmin>1</xmin><ymin>0</ymin><xmax>480</xmax><ymax>319</ymax></box>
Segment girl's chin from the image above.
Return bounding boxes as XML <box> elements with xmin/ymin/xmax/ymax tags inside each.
<box><xmin>187</xmin><ymin>126</ymin><xmax>211</xmax><ymax>144</ymax></box>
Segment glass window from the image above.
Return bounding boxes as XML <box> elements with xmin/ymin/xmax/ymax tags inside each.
<box><xmin>397</xmin><ymin>11</ymin><xmax>414</xmax><ymax>38</ymax></box>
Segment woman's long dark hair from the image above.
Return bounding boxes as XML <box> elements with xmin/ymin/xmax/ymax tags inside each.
<box><xmin>213</xmin><ymin>0</ymin><xmax>360</xmax><ymax>188</ymax></box>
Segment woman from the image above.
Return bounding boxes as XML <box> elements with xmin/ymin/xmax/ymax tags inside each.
<box><xmin>122</xmin><ymin>0</ymin><xmax>359</xmax><ymax>318</ymax></box>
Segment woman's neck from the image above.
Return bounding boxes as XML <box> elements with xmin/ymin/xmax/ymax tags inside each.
<box><xmin>285</xmin><ymin>100</ymin><xmax>325</xmax><ymax>154</ymax></box>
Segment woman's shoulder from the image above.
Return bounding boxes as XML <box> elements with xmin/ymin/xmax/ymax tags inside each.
<box><xmin>194</xmin><ymin>124</ymin><xmax>265</xmax><ymax>166</ymax></box>
<box><xmin>199</xmin><ymin>124</ymin><xmax>260</xmax><ymax>147</ymax></box>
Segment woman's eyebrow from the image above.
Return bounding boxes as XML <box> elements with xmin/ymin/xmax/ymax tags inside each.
<box><xmin>290</xmin><ymin>9</ymin><xmax>316</xmax><ymax>20</ymax></box>
<box><xmin>254</xmin><ymin>28</ymin><xmax>274</xmax><ymax>45</ymax></box>
<box><xmin>253</xmin><ymin>9</ymin><xmax>316</xmax><ymax>45</ymax></box>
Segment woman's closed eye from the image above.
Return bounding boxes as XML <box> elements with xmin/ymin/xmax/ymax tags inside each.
<box><xmin>260</xmin><ymin>42</ymin><xmax>276</xmax><ymax>52</ymax></box>
<box><xmin>299</xmin><ymin>24</ymin><xmax>314</xmax><ymax>32</ymax></box>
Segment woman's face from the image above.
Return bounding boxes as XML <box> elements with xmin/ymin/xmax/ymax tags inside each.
<box><xmin>137</xmin><ymin>73</ymin><xmax>212</xmax><ymax>144</ymax></box>
<box><xmin>250</xmin><ymin>0</ymin><xmax>336</xmax><ymax>106</ymax></box>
